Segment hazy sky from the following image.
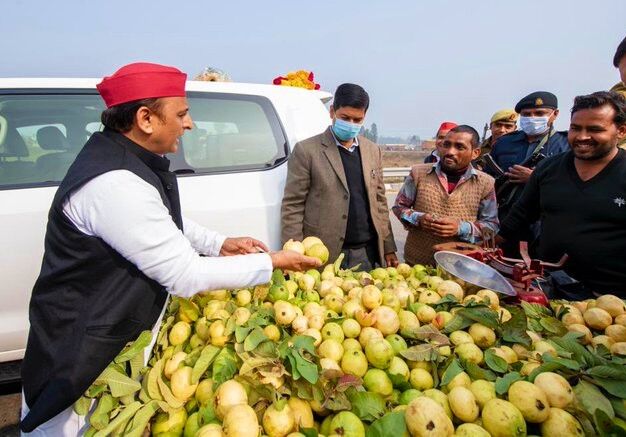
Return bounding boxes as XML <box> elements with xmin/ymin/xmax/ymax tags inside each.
<box><xmin>1</xmin><ymin>0</ymin><xmax>624</xmax><ymax>139</ymax></box>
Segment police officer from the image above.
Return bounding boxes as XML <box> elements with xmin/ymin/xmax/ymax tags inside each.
<box><xmin>486</xmin><ymin>91</ymin><xmax>569</xmax><ymax>256</ymax></box>
<box><xmin>479</xmin><ymin>109</ymin><xmax>518</xmax><ymax>157</ymax></box>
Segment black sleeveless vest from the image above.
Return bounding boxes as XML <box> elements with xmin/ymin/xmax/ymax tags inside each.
<box><xmin>20</xmin><ymin>129</ymin><xmax>182</xmax><ymax>432</ymax></box>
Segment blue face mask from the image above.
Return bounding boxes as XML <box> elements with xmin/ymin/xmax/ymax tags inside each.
<box><xmin>332</xmin><ymin>118</ymin><xmax>362</xmax><ymax>141</ymax></box>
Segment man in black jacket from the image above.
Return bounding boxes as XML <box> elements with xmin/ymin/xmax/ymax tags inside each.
<box><xmin>20</xmin><ymin>62</ymin><xmax>320</xmax><ymax>434</ymax></box>
<box><xmin>498</xmin><ymin>91</ymin><xmax>626</xmax><ymax>297</ymax></box>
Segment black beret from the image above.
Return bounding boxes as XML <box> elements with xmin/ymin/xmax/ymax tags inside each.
<box><xmin>515</xmin><ymin>91</ymin><xmax>558</xmax><ymax>113</ymax></box>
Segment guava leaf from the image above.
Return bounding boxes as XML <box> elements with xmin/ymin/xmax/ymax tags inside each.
<box><xmin>440</xmin><ymin>358</ymin><xmax>464</xmax><ymax>386</ymax></box>
<box><xmin>484</xmin><ymin>349</ymin><xmax>509</xmax><ymax>373</ymax></box>
<box><xmin>92</xmin><ymin>401</ymin><xmax>141</xmax><ymax>437</ymax></box>
<box><xmin>192</xmin><ymin>345</ymin><xmax>220</xmax><ymax>383</ymax></box>
<box><xmin>347</xmin><ymin>390</ymin><xmax>387</xmax><ymax>422</ymax></box>
<box><xmin>336</xmin><ymin>374</ymin><xmax>363</xmax><ymax>392</ymax></box>
<box><xmin>156</xmin><ymin>368</ymin><xmax>184</xmax><ymax>409</ymax></box>
<box><xmin>324</xmin><ymin>390</ymin><xmax>351</xmax><ymax>411</ymax></box>
<box><xmin>528</xmin><ymin>362</ymin><xmax>567</xmax><ymax>382</ymax></box>
<box><xmin>272</xmin><ymin>268</ymin><xmax>286</xmax><ymax>285</ymax></box>
<box><xmin>407</xmin><ymin>325</ymin><xmax>450</xmax><ymax>344</ymax></box>
<box><xmin>495</xmin><ymin>372</ymin><xmax>523</xmax><ymax>395</ymax></box>
<box><xmin>235</xmin><ymin>325</ymin><xmax>253</xmax><ymax>343</ymax></box>
<box><xmin>299</xmin><ymin>428</ymin><xmax>318</xmax><ymax>437</ymax></box>
<box><xmin>198</xmin><ymin>403</ymin><xmax>219</xmax><ymax>426</ymax></box>
<box><xmin>95</xmin><ymin>366</ymin><xmax>141</xmax><ymax>398</ymax></box>
<box><xmin>539</xmin><ymin>317</ymin><xmax>567</xmax><ymax>335</ymax></box>
<box><xmin>129</xmin><ymin>350</ymin><xmax>145</xmax><ymax>380</ymax></box>
<box><xmin>610</xmin><ymin>396</ymin><xmax>626</xmax><ymax>420</ymax></box>
<box><xmin>244</xmin><ymin>327</ymin><xmax>269</xmax><ymax>352</ymax></box>
<box><xmin>587</xmin><ymin>365</ymin><xmax>626</xmax><ymax>381</ymax></box>
<box><xmin>542</xmin><ymin>353</ymin><xmax>581</xmax><ymax>371</ymax></box>
<box><xmin>114</xmin><ymin>330</ymin><xmax>152</xmax><ymax>364</ymax></box>
<box><xmin>224</xmin><ymin>316</ymin><xmax>236</xmax><ymax>337</ymax></box>
<box><xmin>442</xmin><ymin>314</ymin><xmax>473</xmax><ymax>334</ymax></box>
<box><xmin>456</xmin><ymin>306</ymin><xmax>499</xmax><ymax>330</ymax></box>
<box><xmin>366</xmin><ymin>411</ymin><xmax>408</xmax><ymax>437</ymax></box>
<box><xmin>461</xmin><ymin>359</ymin><xmax>497</xmax><ymax>382</ymax></box>
<box><xmin>500</xmin><ymin>307</ymin><xmax>532</xmax><ymax>346</ymax></box>
<box><xmin>294</xmin><ymin>349</ymin><xmax>319</xmax><ymax>384</ymax></box>
<box><xmin>520</xmin><ymin>301</ymin><xmax>551</xmax><ymax>318</ymax></box>
<box><xmin>146</xmin><ymin>359</ymin><xmax>163</xmax><ymax>400</ymax></box>
<box><xmin>86</xmin><ymin>384</ymin><xmax>108</xmax><ymax>398</ymax></box>
<box><xmin>400</xmin><ymin>344</ymin><xmax>440</xmax><ymax>362</ymax></box>
<box><xmin>594</xmin><ymin>409</ymin><xmax>624</xmax><ymax>436</ymax></box>
<box><xmin>212</xmin><ymin>347</ymin><xmax>238</xmax><ymax>386</ymax></box>
<box><xmin>124</xmin><ymin>400</ymin><xmax>160</xmax><ymax>437</ymax></box>
<box><xmin>157</xmin><ymin>315</ymin><xmax>175</xmax><ymax>348</ymax></box>
<box><xmin>73</xmin><ymin>396</ymin><xmax>92</xmax><ymax>416</ymax></box>
<box><xmin>574</xmin><ymin>380</ymin><xmax>615</xmax><ymax>420</ymax></box>
<box><xmin>90</xmin><ymin>394</ymin><xmax>115</xmax><ymax>430</ymax></box>
<box><xmin>590</xmin><ymin>377</ymin><xmax>626</xmax><ymax>399</ymax></box>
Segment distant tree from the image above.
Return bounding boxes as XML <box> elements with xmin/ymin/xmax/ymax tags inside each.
<box><xmin>408</xmin><ymin>135</ymin><xmax>420</xmax><ymax>145</ymax></box>
<box><xmin>370</xmin><ymin>123</ymin><xmax>378</xmax><ymax>143</ymax></box>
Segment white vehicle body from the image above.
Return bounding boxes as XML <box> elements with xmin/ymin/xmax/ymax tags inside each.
<box><xmin>0</xmin><ymin>79</ymin><xmax>332</xmax><ymax>363</ymax></box>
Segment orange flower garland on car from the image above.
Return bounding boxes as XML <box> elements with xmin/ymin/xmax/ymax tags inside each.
<box><xmin>273</xmin><ymin>70</ymin><xmax>320</xmax><ymax>90</ymax></box>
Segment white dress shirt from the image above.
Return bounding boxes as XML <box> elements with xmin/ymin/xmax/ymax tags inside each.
<box><xmin>62</xmin><ymin>169</ymin><xmax>273</xmax><ymax>296</ymax></box>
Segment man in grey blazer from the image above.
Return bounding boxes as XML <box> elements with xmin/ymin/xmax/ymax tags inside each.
<box><xmin>281</xmin><ymin>83</ymin><xmax>398</xmax><ymax>270</ymax></box>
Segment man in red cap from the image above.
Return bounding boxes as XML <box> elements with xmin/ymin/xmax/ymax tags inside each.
<box><xmin>20</xmin><ymin>62</ymin><xmax>320</xmax><ymax>434</ymax></box>
<box><xmin>424</xmin><ymin>121</ymin><xmax>458</xmax><ymax>163</ymax></box>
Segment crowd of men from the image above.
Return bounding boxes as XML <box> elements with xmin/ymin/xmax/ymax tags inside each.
<box><xmin>281</xmin><ymin>35</ymin><xmax>626</xmax><ymax>299</ymax></box>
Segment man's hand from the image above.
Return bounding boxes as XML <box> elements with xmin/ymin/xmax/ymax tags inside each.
<box><xmin>505</xmin><ymin>165</ymin><xmax>533</xmax><ymax>183</ymax></box>
<box><xmin>385</xmin><ymin>252</ymin><xmax>399</xmax><ymax>267</ymax></box>
<box><xmin>421</xmin><ymin>214</ymin><xmax>460</xmax><ymax>238</ymax></box>
<box><xmin>220</xmin><ymin>237</ymin><xmax>269</xmax><ymax>256</ymax></box>
<box><xmin>270</xmin><ymin>250</ymin><xmax>322</xmax><ymax>271</ymax></box>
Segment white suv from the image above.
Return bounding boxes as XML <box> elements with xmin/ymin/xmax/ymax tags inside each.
<box><xmin>0</xmin><ymin>79</ymin><xmax>332</xmax><ymax>365</ymax></box>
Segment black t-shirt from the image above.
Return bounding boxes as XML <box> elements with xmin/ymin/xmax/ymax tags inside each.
<box><xmin>500</xmin><ymin>149</ymin><xmax>626</xmax><ymax>295</ymax></box>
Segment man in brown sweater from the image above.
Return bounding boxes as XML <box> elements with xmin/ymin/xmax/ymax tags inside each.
<box><xmin>392</xmin><ymin>125</ymin><xmax>499</xmax><ymax>266</ymax></box>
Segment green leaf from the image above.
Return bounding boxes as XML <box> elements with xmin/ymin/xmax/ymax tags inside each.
<box><xmin>235</xmin><ymin>325</ymin><xmax>253</xmax><ymax>343</ymax></box>
<box><xmin>294</xmin><ymin>349</ymin><xmax>319</xmax><ymax>384</ymax></box>
<box><xmin>520</xmin><ymin>301</ymin><xmax>551</xmax><ymax>318</ymax></box>
<box><xmin>90</xmin><ymin>394</ymin><xmax>115</xmax><ymax>430</ymax></box>
<box><xmin>528</xmin><ymin>362</ymin><xmax>567</xmax><ymax>382</ymax></box>
<box><xmin>610</xmin><ymin>397</ymin><xmax>626</xmax><ymax>420</ymax></box>
<box><xmin>591</xmin><ymin>377</ymin><xmax>626</xmax><ymax>399</ymax></box>
<box><xmin>400</xmin><ymin>344</ymin><xmax>440</xmax><ymax>362</ymax></box>
<box><xmin>198</xmin><ymin>403</ymin><xmax>219</xmax><ymax>426</ymax></box>
<box><xmin>542</xmin><ymin>353</ymin><xmax>581</xmax><ymax>371</ymax></box>
<box><xmin>406</xmin><ymin>325</ymin><xmax>450</xmax><ymax>345</ymax></box>
<box><xmin>461</xmin><ymin>359</ymin><xmax>496</xmax><ymax>382</ymax></box>
<box><xmin>192</xmin><ymin>345</ymin><xmax>220</xmax><ymax>384</ymax></box>
<box><xmin>129</xmin><ymin>350</ymin><xmax>145</xmax><ymax>381</ymax></box>
<box><xmin>212</xmin><ymin>347</ymin><xmax>238</xmax><ymax>387</ymax></box>
<box><xmin>156</xmin><ymin>366</ymin><xmax>185</xmax><ymax>409</ymax></box>
<box><xmin>92</xmin><ymin>401</ymin><xmax>141</xmax><ymax>437</ymax></box>
<box><xmin>95</xmin><ymin>366</ymin><xmax>141</xmax><ymax>398</ymax></box>
<box><xmin>114</xmin><ymin>331</ymin><xmax>152</xmax><ymax>364</ymax></box>
<box><xmin>456</xmin><ymin>306</ymin><xmax>499</xmax><ymax>330</ymax></box>
<box><xmin>347</xmin><ymin>390</ymin><xmax>387</xmax><ymax>422</ymax></box>
<box><xmin>124</xmin><ymin>400</ymin><xmax>160</xmax><ymax>437</ymax></box>
<box><xmin>442</xmin><ymin>314</ymin><xmax>473</xmax><ymax>334</ymax></box>
<box><xmin>244</xmin><ymin>327</ymin><xmax>269</xmax><ymax>352</ymax></box>
<box><xmin>539</xmin><ymin>317</ymin><xmax>567</xmax><ymax>335</ymax></box>
<box><xmin>272</xmin><ymin>268</ymin><xmax>286</xmax><ymax>285</ymax></box>
<box><xmin>594</xmin><ymin>409</ymin><xmax>624</xmax><ymax>437</ymax></box>
<box><xmin>440</xmin><ymin>358</ymin><xmax>464</xmax><ymax>387</ymax></box>
<box><xmin>495</xmin><ymin>372</ymin><xmax>523</xmax><ymax>395</ymax></box>
<box><xmin>501</xmin><ymin>307</ymin><xmax>532</xmax><ymax>346</ymax></box>
<box><xmin>73</xmin><ymin>396</ymin><xmax>92</xmax><ymax>416</ymax></box>
<box><xmin>587</xmin><ymin>365</ymin><xmax>626</xmax><ymax>381</ymax></box>
<box><xmin>300</xmin><ymin>428</ymin><xmax>319</xmax><ymax>437</ymax></box>
<box><xmin>574</xmin><ymin>380</ymin><xmax>615</xmax><ymax>420</ymax></box>
<box><xmin>366</xmin><ymin>411</ymin><xmax>408</xmax><ymax>437</ymax></box>
<box><xmin>146</xmin><ymin>359</ymin><xmax>163</xmax><ymax>401</ymax></box>
<box><xmin>86</xmin><ymin>384</ymin><xmax>108</xmax><ymax>398</ymax></box>
<box><xmin>484</xmin><ymin>349</ymin><xmax>508</xmax><ymax>373</ymax></box>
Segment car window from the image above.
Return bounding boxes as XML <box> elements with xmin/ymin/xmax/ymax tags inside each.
<box><xmin>175</xmin><ymin>92</ymin><xmax>288</xmax><ymax>174</ymax></box>
<box><xmin>0</xmin><ymin>94</ymin><xmax>104</xmax><ymax>189</ymax></box>
<box><xmin>0</xmin><ymin>91</ymin><xmax>288</xmax><ymax>189</ymax></box>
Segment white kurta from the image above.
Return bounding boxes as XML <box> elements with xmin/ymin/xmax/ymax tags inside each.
<box><xmin>22</xmin><ymin>170</ymin><xmax>273</xmax><ymax>436</ymax></box>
